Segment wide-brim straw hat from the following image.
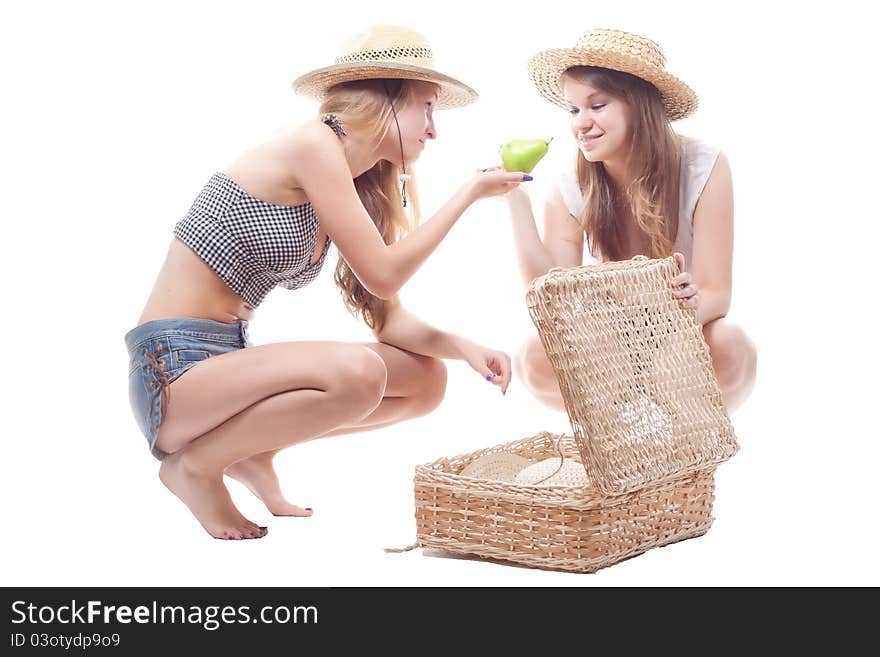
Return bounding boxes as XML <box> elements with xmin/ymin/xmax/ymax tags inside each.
<box><xmin>527</xmin><ymin>28</ymin><xmax>698</xmax><ymax>121</ymax></box>
<box><xmin>292</xmin><ymin>24</ymin><xmax>478</xmax><ymax>110</ymax></box>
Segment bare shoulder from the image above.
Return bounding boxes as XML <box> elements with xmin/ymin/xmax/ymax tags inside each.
<box><xmin>708</xmin><ymin>149</ymin><xmax>732</xmax><ymax>182</ymax></box>
<box><xmin>271</xmin><ymin>119</ymin><xmax>348</xmax><ymax>190</ymax></box>
<box><xmin>543</xmin><ymin>181</ymin><xmax>585</xmax><ymax>266</ymax></box>
<box><xmin>281</xmin><ymin>119</ymin><xmax>344</xmax><ymax>155</ymax></box>
<box><xmin>696</xmin><ymin>149</ymin><xmax>733</xmax><ymax>220</ymax></box>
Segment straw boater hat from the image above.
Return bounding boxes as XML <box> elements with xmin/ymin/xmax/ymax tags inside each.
<box><xmin>291</xmin><ymin>24</ymin><xmax>478</xmax><ymax>110</ymax></box>
<box><xmin>527</xmin><ymin>28</ymin><xmax>698</xmax><ymax>121</ymax></box>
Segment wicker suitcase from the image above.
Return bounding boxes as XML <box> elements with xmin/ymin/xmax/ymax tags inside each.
<box><xmin>390</xmin><ymin>256</ymin><xmax>738</xmax><ymax>573</ymax></box>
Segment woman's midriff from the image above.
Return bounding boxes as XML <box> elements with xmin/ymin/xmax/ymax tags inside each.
<box><xmin>137</xmin><ymin>238</ymin><xmax>256</xmax><ymax>325</ymax></box>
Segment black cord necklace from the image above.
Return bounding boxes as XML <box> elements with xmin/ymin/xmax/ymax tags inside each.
<box><xmin>384</xmin><ymin>82</ymin><xmax>409</xmax><ymax>208</ymax></box>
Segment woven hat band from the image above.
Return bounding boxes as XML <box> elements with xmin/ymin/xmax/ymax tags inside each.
<box><xmin>334</xmin><ymin>46</ymin><xmax>434</xmax><ymax>66</ymax></box>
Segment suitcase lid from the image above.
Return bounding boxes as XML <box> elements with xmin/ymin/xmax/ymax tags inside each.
<box><xmin>526</xmin><ymin>256</ymin><xmax>738</xmax><ymax>495</ymax></box>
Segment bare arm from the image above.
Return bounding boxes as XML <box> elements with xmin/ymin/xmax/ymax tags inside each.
<box><xmin>506</xmin><ymin>183</ymin><xmax>584</xmax><ymax>287</ymax></box>
<box><xmin>689</xmin><ymin>151</ymin><xmax>734</xmax><ymax>326</ymax></box>
<box><xmin>290</xmin><ymin>121</ymin><xmax>525</xmax><ymax>300</ymax></box>
<box><xmin>373</xmin><ymin>294</ymin><xmax>475</xmax><ymax>360</ymax></box>
<box><xmin>374</xmin><ymin>294</ymin><xmax>512</xmax><ymax>394</ymax></box>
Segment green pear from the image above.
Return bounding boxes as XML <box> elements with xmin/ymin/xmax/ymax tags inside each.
<box><xmin>500</xmin><ymin>138</ymin><xmax>552</xmax><ymax>173</ymax></box>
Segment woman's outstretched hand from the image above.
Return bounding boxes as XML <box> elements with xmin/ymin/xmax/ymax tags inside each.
<box><xmin>466</xmin><ymin>165</ymin><xmax>532</xmax><ymax>202</ymax></box>
<box><xmin>671</xmin><ymin>251</ymin><xmax>700</xmax><ymax>311</ymax></box>
<box><xmin>460</xmin><ymin>341</ymin><xmax>512</xmax><ymax>395</ymax></box>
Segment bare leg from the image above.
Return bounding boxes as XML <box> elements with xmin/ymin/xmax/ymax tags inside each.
<box><xmin>701</xmin><ymin>318</ymin><xmax>757</xmax><ymax>413</ymax></box>
<box><xmin>153</xmin><ymin>341</ymin><xmax>388</xmax><ymax>539</ymax></box>
<box><xmin>516</xmin><ymin>319</ymin><xmax>757</xmax><ymax>414</ymax></box>
<box><xmin>224</xmin><ymin>342</ymin><xmax>448</xmax><ymax>515</ymax></box>
<box><xmin>515</xmin><ymin>333</ymin><xmax>567</xmax><ymax>412</ymax></box>
<box><xmin>223</xmin><ymin>451</ymin><xmax>311</xmax><ymax>517</ymax></box>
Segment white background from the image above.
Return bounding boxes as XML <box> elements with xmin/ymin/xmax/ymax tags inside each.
<box><xmin>2</xmin><ymin>0</ymin><xmax>877</xmax><ymax>586</ymax></box>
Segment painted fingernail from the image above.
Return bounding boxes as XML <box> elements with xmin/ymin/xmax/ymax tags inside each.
<box><xmin>522</xmin><ymin>174</ymin><xmax>533</xmax><ymax>181</ymax></box>
<box><xmin>305</xmin><ymin>508</ymin><xmax>313</xmax><ymax>511</ymax></box>
<box><xmin>486</xmin><ymin>373</ymin><xmax>494</xmax><ymax>381</ymax></box>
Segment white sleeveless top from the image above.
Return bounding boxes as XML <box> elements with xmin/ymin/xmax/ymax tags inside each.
<box><xmin>557</xmin><ymin>136</ymin><xmax>721</xmax><ymax>269</ymax></box>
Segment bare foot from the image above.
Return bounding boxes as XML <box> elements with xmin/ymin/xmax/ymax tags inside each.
<box><xmin>159</xmin><ymin>451</ymin><xmax>268</xmax><ymax>540</ymax></box>
<box><xmin>225</xmin><ymin>454</ymin><xmax>313</xmax><ymax>517</ymax></box>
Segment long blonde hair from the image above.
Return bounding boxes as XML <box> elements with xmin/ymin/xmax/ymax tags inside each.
<box><xmin>318</xmin><ymin>78</ymin><xmax>426</xmax><ymax>331</ymax></box>
<box><xmin>566</xmin><ymin>66</ymin><xmax>681</xmax><ymax>261</ymax></box>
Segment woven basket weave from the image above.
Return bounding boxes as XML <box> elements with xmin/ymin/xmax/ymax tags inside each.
<box><xmin>406</xmin><ymin>431</ymin><xmax>715</xmax><ymax>573</ymax></box>
<box><xmin>392</xmin><ymin>256</ymin><xmax>737</xmax><ymax>573</ymax></box>
<box><xmin>526</xmin><ymin>256</ymin><xmax>738</xmax><ymax>495</ymax></box>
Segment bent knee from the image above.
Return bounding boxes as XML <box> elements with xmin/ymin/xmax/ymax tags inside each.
<box><xmin>411</xmin><ymin>357</ymin><xmax>448</xmax><ymax>416</ymax></box>
<box><xmin>706</xmin><ymin>322</ymin><xmax>757</xmax><ymax>386</ymax></box>
<box><xmin>331</xmin><ymin>346</ymin><xmax>388</xmax><ymax>408</ymax></box>
<box><xmin>742</xmin><ymin>333</ymin><xmax>758</xmax><ymax>382</ymax></box>
<box><xmin>515</xmin><ymin>335</ymin><xmax>558</xmax><ymax>393</ymax></box>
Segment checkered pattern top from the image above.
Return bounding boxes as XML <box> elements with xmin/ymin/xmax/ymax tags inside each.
<box><xmin>173</xmin><ymin>172</ymin><xmax>332</xmax><ymax>307</ymax></box>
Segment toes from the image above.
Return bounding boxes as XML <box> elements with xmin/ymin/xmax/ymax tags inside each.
<box><xmin>214</xmin><ymin>524</ymin><xmax>268</xmax><ymax>540</ymax></box>
<box><xmin>241</xmin><ymin>523</ymin><xmax>267</xmax><ymax>539</ymax></box>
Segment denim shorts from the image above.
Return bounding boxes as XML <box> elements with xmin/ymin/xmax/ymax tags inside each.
<box><xmin>124</xmin><ymin>317</ymin><xmax>251</xmax><ymax>460</ymax></box>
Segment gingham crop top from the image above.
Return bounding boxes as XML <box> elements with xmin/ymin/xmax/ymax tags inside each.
<box><xmin>173</xmin><ymin>171</ymin><xmax>332</xmax><ymax>307</ymax></box>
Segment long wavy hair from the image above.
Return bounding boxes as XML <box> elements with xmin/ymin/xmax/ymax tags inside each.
<box><xmin>318</xmin><ymin>78</ymin><xmax>426</xmax><ymax>332</ymax></box>
<box><xmin>566</xmin><ymin>66</ymin><xmax>682</xmax><ymax>261</ymax></box>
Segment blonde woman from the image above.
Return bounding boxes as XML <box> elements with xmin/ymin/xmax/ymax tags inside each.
<box><xmin>124</xmin><ymin>25</ymin><xmax>528</xmax><ymax>540</ymax></box>
<box><xmin>507</xmin><ymin>29</ymin><xmax>756</xmax><ymax>412</ymax></box>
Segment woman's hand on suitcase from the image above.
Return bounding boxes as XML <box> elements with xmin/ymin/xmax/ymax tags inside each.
<box><xmin>671</xmin><ymin>252</ymin><xmax>700</xmax><ymax>311</ymax></box>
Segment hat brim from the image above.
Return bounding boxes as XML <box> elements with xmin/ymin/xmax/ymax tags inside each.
<box><xmin>292</xmin><ymin>61</ymin><xmax>478</xmax><ymax>110</ymax></box>
<box><xmin>528</xmin><ymin>47</ymin><xmax>698</xmax><ymax>121</ymax></box>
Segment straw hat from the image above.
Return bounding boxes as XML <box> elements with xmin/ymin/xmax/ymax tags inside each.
<box><xmin>291</xmin><ymin>24</ymin><xmax>478</xmax><ymax>110</ymax></box>
<box><xmin>514</xmin><ymin>457</ymin><xmax>590</xmax><ymax>488</ymax></box>
<box><xmin>527</xmin><ymin>28</ymin><xmax>698</xmax><ymax>121</ymax></box>
<box><xmin>459</xmin><ymin>453</ymin><xmax>530</xmax><ymax>482</ymax></box>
